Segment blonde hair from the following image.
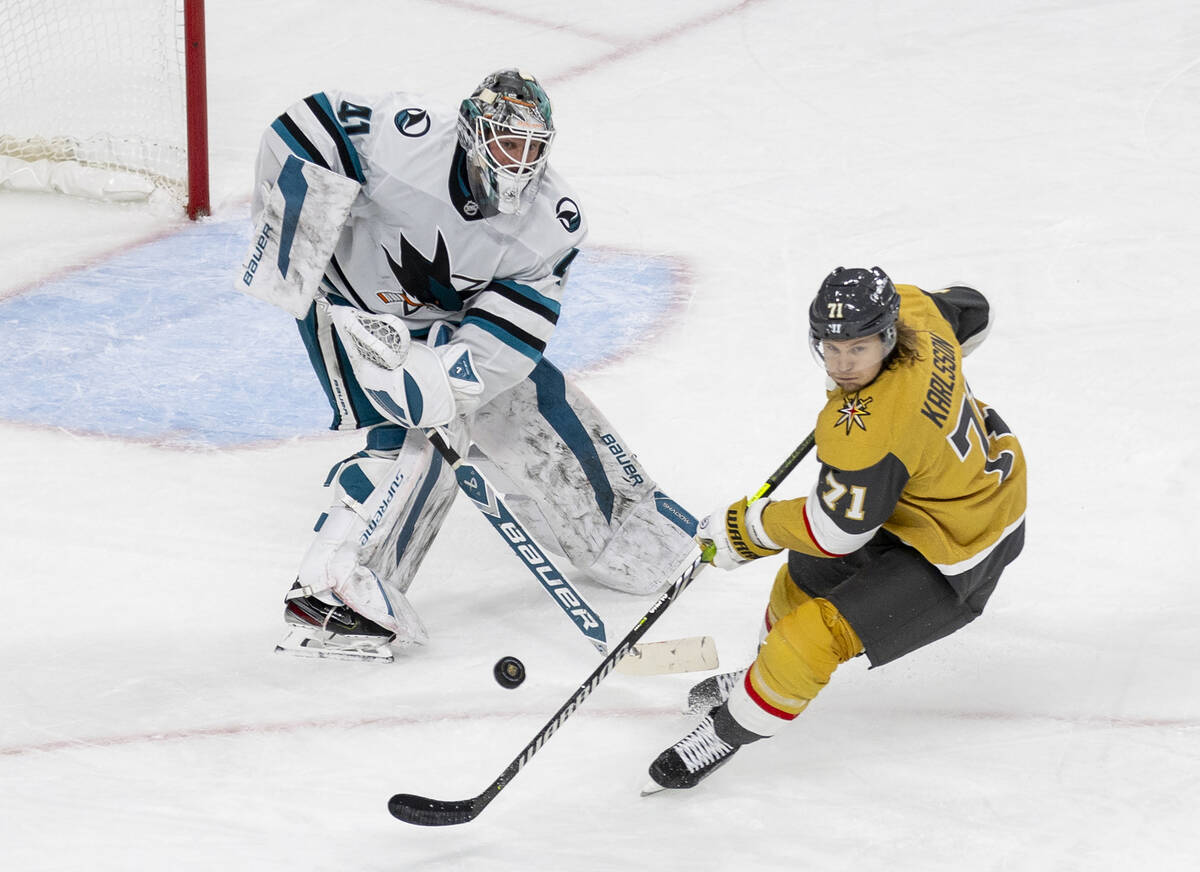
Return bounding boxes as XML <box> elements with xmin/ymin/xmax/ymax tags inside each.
<box><xmin>886</xmin><ymin>320</ymin><xmax>923</xmax><ymax>368</ymax></box>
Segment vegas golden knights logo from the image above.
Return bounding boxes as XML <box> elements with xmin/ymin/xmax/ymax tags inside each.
<box><xmin>835</xmin><ymin>394</ymin><xmax>872</xmax><ymax>434</ymax></box>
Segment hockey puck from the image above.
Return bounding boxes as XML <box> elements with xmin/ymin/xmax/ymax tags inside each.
<box><xmin>493</xmin><ymin>656</ymin><xmax>526</xmax><ymax>689</ymax></box>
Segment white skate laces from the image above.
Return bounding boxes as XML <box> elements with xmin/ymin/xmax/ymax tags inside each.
<box><xmin>642</xmin><ymin>709</ymin><xmax>744</xmax><ymax>794</ymax></box>
<box><xmin>674</xmin><ymin>715</ymin><xmax>736</xmax><ymax>774</ymax></box>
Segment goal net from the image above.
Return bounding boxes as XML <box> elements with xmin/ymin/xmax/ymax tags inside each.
<box><xmin>0</xmin><ymin>0</ymin><xmax>209</xmax><ymax>217</ymax></box>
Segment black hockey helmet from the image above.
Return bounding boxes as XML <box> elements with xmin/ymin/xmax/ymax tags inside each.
<box><xmin>808</xmin><ymin>266</ymin><xmax>900</xmax><ymax>361</ymax></box>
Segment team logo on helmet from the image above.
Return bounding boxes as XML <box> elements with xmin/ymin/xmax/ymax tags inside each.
<box><xmin>556</xmin><ymin>197</ymin><xmax>581</xmax><ymax>232</ymax></box>
<box><xmin>395</xmin><ymin>108</ymin><xmax>431</xmax><ymax>137</ymax></box>
<box><xmin>835</xmin><ymin>394</ymin><xmax>873</xmax><ymax>434</ymax></box>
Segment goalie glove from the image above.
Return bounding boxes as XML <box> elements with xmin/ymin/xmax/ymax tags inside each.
<box><xmin>329</xmin><ymin>305</ymin><xmax>455</xmax><ymax>428</ymax></box>
<box><xmin>697</xmin><ymin>497</ymin><xmax>783</xmax><ymax>570</ymax></box>
<box><xmin>329</xmin><ymin>306</ymin><xmax>487</xmax><ymax>428</ymax></box>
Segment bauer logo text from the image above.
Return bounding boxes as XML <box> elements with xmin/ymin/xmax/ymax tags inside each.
<box><xmin>242</xmin><ymin>223</ymin><xmax>274</xmax><ymax>287</ymax></box>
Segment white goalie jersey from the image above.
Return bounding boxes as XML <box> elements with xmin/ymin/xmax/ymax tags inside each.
<box><xmin>252</xmin><ymin>89</ymin><xmax>587</xmax><ymax>409</ymax></box>
<box><xmin>246</xmin><ymin>84</ymin><xmax>700</xmax><ymax>634</ymax></box>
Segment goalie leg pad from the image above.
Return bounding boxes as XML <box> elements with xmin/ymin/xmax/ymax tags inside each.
<box><xmin>471</xmin><ymin>359</ymin><xmax>699</xmax><ymax>595</ymax></box>
<box><xmin>575</xmin><ymin>489</ymin><xmax>702</xmax><ymax>595</ymax></box>
<box><xmin>297</xmin><ymin>506</ymin><xmax>427</xmax><ymax>645</ymax></box>
<box><xmin>296</xmin><ymin>426</ymin><xmax>463</xmax><ymax>642</ymax></box>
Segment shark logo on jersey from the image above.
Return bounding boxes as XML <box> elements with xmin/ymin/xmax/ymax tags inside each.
<box><xmin>555</xmin><ymin>197</ymin><xmax>581</xmax><ymax>232</ymax></box>
<box><xmin>835</xmin><ymin>394</ymin><xmax>873</xmax><ymax>434</ymax></box>
<box><xmin>382</xmin><ymin>230</ymin><xmax>461</xmax><ymax>312</ymax></box>
<box><xmin>395</xmin><ymin>108</ymin><xmax>431</xmax><ymax>138</ymax></box>
<box><xmin>379</xmin><ymin>231</ymin><xmax>490</xmax><ymax>315</ymax></box>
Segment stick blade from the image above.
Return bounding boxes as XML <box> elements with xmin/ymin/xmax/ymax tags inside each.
<box><xmin>388</xmin><ymin>793</ymin><xmax>480</xmax><ymax>826</ymax></box>
<box><xmin>615</xmin><ymin>635</ymin><xmax>718</xmax><ymax>676</ymax></box>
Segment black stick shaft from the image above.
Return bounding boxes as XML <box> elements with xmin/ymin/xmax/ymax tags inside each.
<box><xmin>389</xmin><ymin>430</ymin><xmax>817</xmax><ymax>826</ymax></box>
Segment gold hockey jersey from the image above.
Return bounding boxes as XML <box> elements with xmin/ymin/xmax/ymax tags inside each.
<box><xmin>761</xmin><ymin>283</ymin><xmax>1026</xmax><ymax>594</ymax></box>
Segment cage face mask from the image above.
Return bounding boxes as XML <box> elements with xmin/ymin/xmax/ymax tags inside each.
<box><xmin>458</xmin><ymin>70</ymin><xmax>555</xmax><ymax>216</ymax></box>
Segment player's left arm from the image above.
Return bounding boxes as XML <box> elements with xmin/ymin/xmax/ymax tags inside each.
<box><xmin>760</xmin><ymin>453</ymin><xmax>911</xmax><ymax>558</ymax></box>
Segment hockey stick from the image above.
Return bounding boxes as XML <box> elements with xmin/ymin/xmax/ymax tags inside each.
<box><xmin>322</xmin><ymin>299</ymin><xmax>609</xmax><ymax>654</ymax></box>
<box><xmin>425</xmin><ymin>427</ymin><xmax>608</xmax><ymax>654</ymax></box>
<box><xmin>387</xmin><ymin>430</ymin><xmax>816</xmax><ymax>826</ymax></box>
<box><xmin>615</xmin><ymin>634</ymin><xmax>718</xmax><ymax>675</ymax></box>
<box><xmin>434</xmin><ymin>430</ymin><xmax>718</xmax><ymax>670</ymax></box>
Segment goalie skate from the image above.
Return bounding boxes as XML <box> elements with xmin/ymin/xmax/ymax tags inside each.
<box><xmin>275</xmin><ymin>582</ymin><xmax>396</xmax><ymax>663</ymax></box>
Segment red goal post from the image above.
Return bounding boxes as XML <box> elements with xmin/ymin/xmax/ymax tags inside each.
<box><xmin>0</xmin><ymin>0</ymin><xmax>210</xmax><ymax>219</ymax></box>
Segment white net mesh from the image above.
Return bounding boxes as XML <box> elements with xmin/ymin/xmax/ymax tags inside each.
<box><xmin>349</xmin><ymin>332</ymin><xmax>392</xmax><ymax>371</ymax></box>
<box><xmin>0</xmin><ymin>0</ymin><xmax>190</xmax><ymax>202</ymax></box>
<box><xmin>351</xmin><ymin>313</ymin><xmax>409</xmax><ymax>370</ymax></box>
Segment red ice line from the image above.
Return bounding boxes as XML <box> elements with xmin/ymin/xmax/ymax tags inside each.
<box><xmin>429</xmin><ymin>0</ymin><xmax>771</xmax><ymax>85</ymax></box>
<box><xmin>430</xmin><ymin>0</ymin><xmax>622</xmax><ymax>45</ymax></box>
<box><xmin>3</xmin><ymin>708</ymin><xmax>1194</xmax><ymax>759</ymax></box>
<box><xmin>0</xmin><ymin>706</ymin><xmax>679</xmax><ymax>758</ymax></box>
<box><xmin>550</xmin><ymin>0</ymin><xmax>771</xmax><ymax>84</ymax></box>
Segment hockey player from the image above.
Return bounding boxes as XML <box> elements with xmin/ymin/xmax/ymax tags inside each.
<box><xmin>644</xmin><ymin>267</ymin><xmax>1026</xmax><ymax>792</ymax></box>
<box><xmin>243</xmin><ymin>69</ymin><xmax>698</xmax><ymax>661</ymax></box>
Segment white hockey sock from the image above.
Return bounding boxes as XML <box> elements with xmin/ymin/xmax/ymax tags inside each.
<box><xmin>725</xmin><ymin>676</ymin><xmax>796</xmax><ymax>739</ymax></box>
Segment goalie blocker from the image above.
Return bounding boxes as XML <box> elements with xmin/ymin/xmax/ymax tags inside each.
<box><xmin>237</xmin><ymin>154</ymin><xmax>360</xmax><ymax>319</ymax></box>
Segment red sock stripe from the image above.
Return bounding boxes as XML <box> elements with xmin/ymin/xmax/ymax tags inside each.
<box><xmin>743</xmin><ymin>670</ymin><xmax>798</xmax><ymax>721</ymax></box>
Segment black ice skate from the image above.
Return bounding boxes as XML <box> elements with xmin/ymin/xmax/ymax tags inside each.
<box><xmin>686</xmin><ymin>667</ymin><xmax>748</xmax><ymax>713</ymax></box>
<box><xmin>642</xmin><ymin>704</ymin><xmax>764</xmax><ymax>794</ymax></box>
<box><xmin>276</xmin><ymin>582</ymin><xmax>396</xmax><ymax>663</ymax></box>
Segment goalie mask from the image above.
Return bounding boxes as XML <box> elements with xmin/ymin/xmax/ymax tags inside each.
<box><xmin>457</xmin><ymin>69</ymin><xmax>555</xmax><ymax>217</ymax></box>
<box><xmin>808</xmin><ymin>266</ymin><xmax>900</xmax><ymax>365</ymax></box>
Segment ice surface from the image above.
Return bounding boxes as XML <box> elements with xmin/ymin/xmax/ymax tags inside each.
<box><xmin>2</xmin><ymin>1</ymin><xmax>1198</xmax><ymax>870</ymax></box>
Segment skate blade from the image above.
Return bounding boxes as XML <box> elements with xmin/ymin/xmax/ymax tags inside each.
<box><xmin>639</xmin><ymin>779</ymin><xmax>669</xmax><ymax>797</ymax></box>
<box><xmin>274</xmin><ymin>626</ymin><xmax>395</xmax><ymax>663</ymax></box>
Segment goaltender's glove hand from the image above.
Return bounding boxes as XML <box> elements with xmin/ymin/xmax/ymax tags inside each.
<box><xmin>696</xmin><ymin>497</ymin><xmax>782</xmax><ymax>570</ymax></box>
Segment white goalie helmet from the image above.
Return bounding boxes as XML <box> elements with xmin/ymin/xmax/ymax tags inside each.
<box><xmin>457</xmin><ymin>68</ymin><xmax>555</xmax><ymax>217</ymax></box>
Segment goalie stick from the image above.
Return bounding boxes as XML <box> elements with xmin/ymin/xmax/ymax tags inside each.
<box><xmin>324</xmin><ymin>300</ymin><xmax>609</xmax><ymax>653</ymax></box>
<box><xmin>425</xmin><ymin>427</ymin><xmax>608</xmax><ymax>654</ymax></box>
<box><xmin>387</xmin><ymin>430</ymin><xmax>817</xmax><ymax>826</ymax></box>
